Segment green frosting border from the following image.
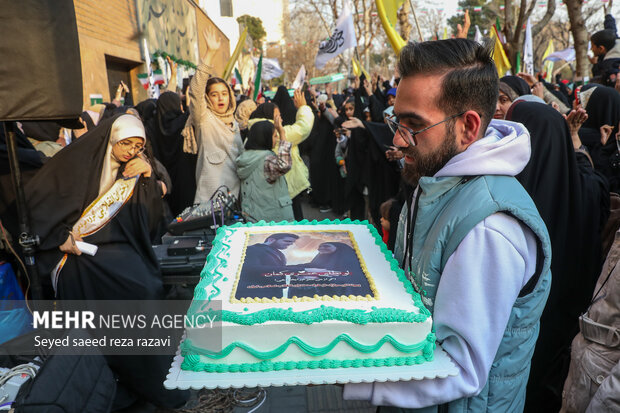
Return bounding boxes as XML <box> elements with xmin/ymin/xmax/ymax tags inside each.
<box><xmin>181</xmin><ymin>332</ymin><xmax>437</xmax><ymax>373</ymax></box>
<box><xmin>188</xmin><ymin>219</ymin><xmax>431</xmax><ymax>325</ymax></box>
<box><xmin>183</xmin><ymin>333</ymin><xmax>434</xmax><ymax>360</ymax></box>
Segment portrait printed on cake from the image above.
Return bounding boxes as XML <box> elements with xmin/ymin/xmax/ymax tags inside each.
<box><xmin>234</xmin><ymin>231</ymin><xmax>374</xmax><ymax>300</ymax></box>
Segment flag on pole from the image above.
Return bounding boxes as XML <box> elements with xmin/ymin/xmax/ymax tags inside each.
<box><xmin>251</xmin><ymin>57</ymin><xmax>284</xmax><ymax>80</ymax></box>
<box><xmin>542</xmin><ymin>39</ymin><xmax>554</xmax><ymax>82</ymax></box>
<box><xmin>253</xmin><ymin>54</ymin><xmax>262</xmax><ymax>101</ymax></box>
<box><xmin>523</xmin><ymin>18</ymin><xmax>534</xmax><ymax>75</ymax></box>
<box><xmin>474</xmin><ymin>25</ymin><xmax>483</xmax><ymax>45</ymax></box>
<box><xmin>234</xmin><ymin>68</ymin><xmax>243</xmax><ymax>87</ymax></box>
<box><xmin>544</xmin><ymin>47</ymin><xmax>576</xmax><ymax>63</ymax></box>
<box><xmin>315</xmin><ymin>1</ymin><xmax>357</xmax><ymax>69</ymax></box>
<box><xmin>490</xmin><ymin>25</ymin><xmax>511</xmax><ymax>77</ymax></box>
<box><xmin>382</xmin><ymin>0</ymin><xmax>405</xmax><ymax>26</ymax></box>
<box><xmin>515</xmin><ymin>51</ymin><xmax>522</xmax><ymax>74</ymax></box>
<box><xmin>442</xmin><ymin>27</ymin><xmax>449</xmax><ymax>39</ymax></box>
<box><xmin>222</xmin><ymin>27</ymin><xmax>248</xmax><ymax>81</ymax></box>
<box><xmin>142</xmin><ymin>39</ymin><xmax>159</xmax><ymax>98</ymax></box>
<box><xmin>292</xmin><ymin>65</ymin><xmax>306</xmax><ymax>89</ymax></box>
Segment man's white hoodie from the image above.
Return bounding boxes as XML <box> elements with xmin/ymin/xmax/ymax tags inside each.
<box><xmin>343</xmin><ymin>120</ymin><xmax>539</xmax><ymax>408</ymax></box>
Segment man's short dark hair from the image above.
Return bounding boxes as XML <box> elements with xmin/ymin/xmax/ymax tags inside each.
<box><xmin>265</xmin><ymin>233</ymin><xmax>299</xmax><ymax>242</ymax></box>
<box><xmin>397</xmin><ymin>38</ymin><xmax>498</xmax><ymax>134</ymax></box>
<box><xmin>591</xmin><ymin>29</ymin><xmax>616</xmax><ymax>52</ymax></box>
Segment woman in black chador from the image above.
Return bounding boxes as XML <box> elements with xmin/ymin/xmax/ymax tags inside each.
<box><xmin>303</xmin><ymin>242</ymin><xmax>371</xmax><ymax>297</ymax></box>
<box><xmin>25</xmin><ymin>114</ymin><xmax>188</xmax><ymax>410</ymax></box>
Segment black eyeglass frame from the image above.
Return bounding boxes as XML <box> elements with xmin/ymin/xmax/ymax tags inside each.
<box><xmin>386</xmin><ymin>111</ymin><xmax>466</xmax><ymax>147</ymax></box>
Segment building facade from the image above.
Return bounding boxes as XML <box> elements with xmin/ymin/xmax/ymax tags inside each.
<box><xmin>74</xmin><ymin>0</ymin><xmax>229</xmax><ymax>109</ymax></box>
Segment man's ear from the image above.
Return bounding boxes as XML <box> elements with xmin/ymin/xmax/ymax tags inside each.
<box><xmin>458</xmin><ymin>110</ymin><xmax>482</xmax><ymax>150</ymax></box>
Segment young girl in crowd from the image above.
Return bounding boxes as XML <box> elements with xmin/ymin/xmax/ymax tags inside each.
<box><xmin>236</xmin><ymin>116</ymin><xmax>294</xmax><ymax>222</ymax></box>
<box><xmin>189</xmin><ymin>28</ymin><xmax>243</xmax><ymax>203</ymax></box>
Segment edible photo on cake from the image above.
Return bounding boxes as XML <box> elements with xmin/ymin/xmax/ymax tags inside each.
<box><xmin>233</xmin><ymin>230</ymin><xmax>376</xmax><ymax>301</ymax></box>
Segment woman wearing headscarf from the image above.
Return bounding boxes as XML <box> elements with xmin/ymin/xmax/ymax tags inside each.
<box><xmin>302</xmin><ymin>242</ymin><xmax>370</xmax><ymax>297</ymax></box>
<box><xmin>189</xmin><ymin>29</ymin><xmax>244</xmax><ymax>203</ymax></box>
<box><xmin>235</xmin><ymin>99</ymin><xmax>257</xmax><ymax>142</ymax></box>
<box><xmin>247</xmin><ymin>90</ymin><xmax>314</xmax><ymax>220</ymax></box>
<box><xmin>24</xmin><ymin>114</ymin><xmax>188</xmax><ymax>409</ymax></box>
<box><xmin>505</xmin><ymin>102</ymin><xmax>610</xmax><ymax>412</ymax></box>
<box><xmin>494</xmin><ymin>75</ymin><xmax>531</xmax><ymax>119</ymax></box>
<box><xmin>580</xmin><ymin>85</ymin><xmax>620</xmax><ymax>192</ymax></box>
<box><xmin>145</xmin><ymin>91</ymin><xmax>194</xmax><ymax>217</ymax></box>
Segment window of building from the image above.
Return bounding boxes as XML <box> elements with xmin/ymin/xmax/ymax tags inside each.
<box><xmin>220</xmin><ymin>0</ymin><xmax>233</xmax><ymax>17</ymax></box>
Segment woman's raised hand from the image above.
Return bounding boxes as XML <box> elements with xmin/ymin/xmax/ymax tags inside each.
<box><xmin>274</xmin><ymin>113</ymin><xmax>286</xmax><ymax>140</ymax></box>
<box><xmin>293</xmin><ymin>89</ymin><xmax>306</xmax><ymax>109</ymax></box>
<box><xmin>123</xmin><ymin>157</ymin><xmax>152</xmax><ymax>178</ymax></box>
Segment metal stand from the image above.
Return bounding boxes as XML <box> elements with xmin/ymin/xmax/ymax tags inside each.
<box><xmin>3</xmin><ymin>121</ymin><xmax>42</xmax><ymax>300</ymax></box>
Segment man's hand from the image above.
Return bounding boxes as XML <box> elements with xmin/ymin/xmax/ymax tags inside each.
<box><xmin>456</xmin><ymin>10</ymin><xmax>471</xmax><ymax>39</ymax></box>
<box><xmin>342</xmin><ymin>118</ymin><xmax>365</xmax><ymax>129</ymax></box>
<box><xmin>293</xmin><ymin>89</ymin><xmax>306</xmax><ymax>109</ymax></box>
<box><xmin>123</xmin><ymin>157</ymin><xmax>152</xmax><ymax>178</ymax></box>
<box><xmin>59</xmin><ymin>231</ymin><xmax>83</xmax><ymax>255</ymax></box>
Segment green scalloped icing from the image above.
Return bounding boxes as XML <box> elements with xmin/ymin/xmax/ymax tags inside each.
<box><xmin>189</xmin><ymin>219</ymin><xmax>431</xmax><ymax>325</ymax></box>
<box><xmin>183</xmin><ymin>332</ymin><xmax>434</xmax><ymax>359</ymax></box>
<box><xmin>181</xmin><ymin>332</ymin><xmax>437</xmax><ymax>372</ymax></box>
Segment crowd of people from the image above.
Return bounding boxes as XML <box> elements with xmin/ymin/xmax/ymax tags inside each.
<box><xmin>2</xmin><ymin>8</ymin><xmax>620</xmax><ymax>413</ymax></box>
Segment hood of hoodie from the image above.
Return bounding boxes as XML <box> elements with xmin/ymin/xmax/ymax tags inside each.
<box><xmin>434</xmin><ymin>119</ymin><xmax>531</xmax><ymax>178</ymax></box>
<box><xmin>236</xmin><ymin>149</ymin><xmax>271</xmax><ymax>180</ymax></box>
<box><xmin>604</xmin><ymin>41</ymin><xmax>620</xmax><ymax>60</ymax></box>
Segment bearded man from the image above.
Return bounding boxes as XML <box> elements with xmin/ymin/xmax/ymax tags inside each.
<box><xmin>343</xmin><ymin>39</ymin><xmax>552</xmax><ymax>412</ymax></box>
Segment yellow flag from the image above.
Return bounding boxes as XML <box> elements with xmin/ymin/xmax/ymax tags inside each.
<box><xmin>376</xmin><ymin>0</ymin><xmax>407</xmax><ymax>54</ymax></box>
<box><xmin>542</xmin><ymin>39</ymin><xmax>555</xmax><ymax>82</ymax></box>
<box><xmin>490</xmin><ymin>26</ymin><xmax>511</xmax><ymax>77</ymax></box>
<box><xmin>442</xmin><ymin>27</ymin><xmax>449</xmax><ymax>40</ymax></box>
<box><xmin>352</xmin><ymin>57</ymin><xmax>370</xmax><ymax>79</ymax></box>
<box><xmin>352</xmin><ymin>57</ymin><xmax>361</xmax><ymax>77</ymax></box>
<box><xmin>383</xmin><ymin>0</ymin><xmax>405</xmax><ymax>26</ymax></box>
<box><xmin>222</xmin><ymin>27</ymin><xmax>248</xmax><ymax>81</ymax></box>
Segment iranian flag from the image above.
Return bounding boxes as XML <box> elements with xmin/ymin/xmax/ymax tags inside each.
<box><xmin>152</xmin><ymin>69</ymin><xmax>165</xmax><ymax>85</ymax></box>
<box><xmin>137</xmin><ymin>73</ymin><xmax>150</xmax><ymax>90</ymax></box>
<box><xmin>234</xmin><ymin>68</ymin><xmax>243</xmax><ymax>87</ymax></box>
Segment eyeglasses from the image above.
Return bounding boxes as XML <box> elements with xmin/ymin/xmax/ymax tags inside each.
<box><xmin>386</xmin><ymin>111</ymin><xmax>466</xmax><ymax>147</ymax></box>
<box><xmin>117</xmin><ymin>140</ymin><xmax>145</xmax><ymax>154</ymax></box>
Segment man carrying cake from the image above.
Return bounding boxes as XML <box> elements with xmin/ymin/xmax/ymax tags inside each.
<box><xmin>343</xmin><ymin>39</ymin><xmax>552</xmax><ymax>412</ymax></box>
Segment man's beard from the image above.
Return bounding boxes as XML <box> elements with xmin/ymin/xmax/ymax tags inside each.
<box><xmin>401</xmin><ymin>122</ymin><xmax>460</xmax><ymax>186</ymax></box>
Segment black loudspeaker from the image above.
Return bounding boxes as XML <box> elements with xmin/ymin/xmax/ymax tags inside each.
<box><xmin>0</xmin><ymin>0</ymin><xmax>83</xmax><ymax>122</ymax></box>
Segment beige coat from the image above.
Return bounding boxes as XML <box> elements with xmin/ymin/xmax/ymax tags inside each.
<box><xmin>561</xmin><ymin>229</ymin><xmax>620</xmax><ymax>412</ymax></box>
<box><xmin>190</xmin><ymin>63</ymin><xmax>244</xmax><ymax>203</ymax></box>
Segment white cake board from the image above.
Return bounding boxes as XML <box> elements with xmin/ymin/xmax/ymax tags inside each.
<box><xmin>164</xmin><ymin>345</ymin><xmax>457</xmax><ymax>390</ymax></box>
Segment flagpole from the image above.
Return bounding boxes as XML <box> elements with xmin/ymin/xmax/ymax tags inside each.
<box><xmin>408</xmin><ymin>0</ymin><xmax>424</xmax><ymax>42</ymax></box>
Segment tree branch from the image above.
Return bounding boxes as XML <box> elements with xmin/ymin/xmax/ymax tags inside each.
<box><xmin>532</xmin><ymin>0</ymin><xmax>557</xmax><ymax>37</ymax></box>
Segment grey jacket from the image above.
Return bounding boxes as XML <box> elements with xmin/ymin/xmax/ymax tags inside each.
<box><xmin>561</xmin><ymin>229</ymin><xmax>620</xmax><ymax>412</ymax></box>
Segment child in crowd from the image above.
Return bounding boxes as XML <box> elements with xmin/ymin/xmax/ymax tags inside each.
<box><xmin>334</xmin><ymin>99</ymin><xmax>355</xmax><ymax>178</ymax></box>
<box><xmin>236</xmin><ymin>116</ymin><xmax>294</xmax><ymax>223</ymax></box>
<box><xmin>590</xmin><ymin>28</ymin><xmax>620</xmax><ymax>86</ymax></box>
<box><xmin>379</xmin><ymin>198</ymin><xmax>393</xmax><ymax>246</ymax></box>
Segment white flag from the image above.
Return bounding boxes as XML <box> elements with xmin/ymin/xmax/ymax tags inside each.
<box><xmin>314</xmin><ymin>2</ymin><xmax>357</xmax><ymax>69</ymax></box>
<box><xmin>292</xmin><ymin>65</ymin><xmax>306</xmax><ymax>89</ymax></box>
<box><xmin>474</xmin><ymin>25</ymin><xmax>483</xmax><ymax>45</ymax></box>
<box><xmin>143</xmin><ymin>39</ymin><xmax>159</xmax><ymax>99</ymax></box>
<box><xmin>523</xmin><ymin>19</ymin><xmax>534</xmax><ymax>75</ymax></box>
<box><xmin>252</xmin><ymin>57</ymin><xmax>284</xmax><ymax>81</ymax></box>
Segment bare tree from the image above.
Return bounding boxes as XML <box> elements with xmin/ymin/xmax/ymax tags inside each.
<box><xmin>397</xmin><ymin>1</ymin><xmax>412</xmax><ymax>42</ymax></box>
<box><xmin>501</xmin><ymin>0</ymin><xmax>557</xmax><ymax>67</ymax></box>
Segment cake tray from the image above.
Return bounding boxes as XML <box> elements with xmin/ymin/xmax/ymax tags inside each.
<box><xmin>164</xmin><ymin>345</ymin><xmax>458</xmax><ymax>390</ymax></box>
